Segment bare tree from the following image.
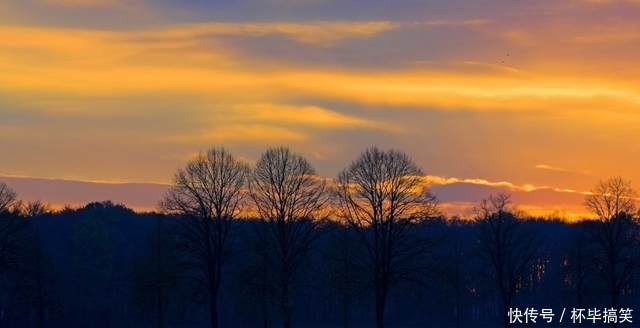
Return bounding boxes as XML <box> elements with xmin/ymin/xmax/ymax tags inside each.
<box><xmin>249</xmin><ymin>147</ymin><xmax>328</xmax><ymax>328</ymax></box>
<box><xmin>0</xmin><ymin>184</ymin><xmax>55</xmax><ymax>328</ymax></box>
<box><xmin>323</xmin><ymin>224</ymin><xmax>368</xmax><ymax>328</ymax></box>
<box><xmin>583</xmin><ymin>177</ymin><xmax>639</xmax><ymax>328</ymax></box>
<box><xmin>24</xmin><ymin>199</ymin><xmax>53</xmax><ymax>218</ymax></box>
<box><xmin>159</xmin><ymin>147</ymin><xmax>250</xmax><ymax>328</ymax></box>
<box><xmin>234</xmin><ymin>220</ymin><xmax>278</xmax><ymax>328</ymax></box>
<box><xmin>473</xmin><ymin>193</ymin><xmax>539</xmax><ymax>328</ymax></box>
<box><xmin>562</xmin><ymin>225</ymin><xmax>598</xmax><ymax>328</ymax></box>
<box><xmin>0</xmin><ymin>182</ymin><xmax>30</xmax><ymax>275</ymax></box>
<box><xmin>435</xmin><ymin>224</ymin><xmax>476</xmax><ymax>328</ymax></box>
<box><xmin>333</xmin><ymin>147</ymin><xmax>439</xmax><ymax>328</ymax></box>
<box><xmin>584</xmin><ymin>177</ymin><xmax>637</xmax><ymax>220</ymax></box>
<box><xmin>0</xmin><ymin>181</ymin><xmax>19</xmax><ymax>212</ymax></box>
<box><xmin>131</xmin><ymin>215</ymin><xmax>179</xmax><ymax>328</ymax></box>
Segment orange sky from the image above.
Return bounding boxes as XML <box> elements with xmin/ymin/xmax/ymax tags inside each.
<box><xmin>1</xmin><ymin>0</ymin><xmax>639</xmax><ymax>218</ymax></box>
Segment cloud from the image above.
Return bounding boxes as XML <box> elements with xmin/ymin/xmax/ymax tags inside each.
<box><xmin>424</xmin><ymin>174</ymin><xmax>590</xmax><ymax>195</ymax></box>
<box><xmin>274</xmin><ymin>70</ymin><xmax>640</xmax><ymax>111</ymax></box>
<box><xmin>258</xmin><ymin>0</ymin><xmax>329</xmax><ymax>4</ymax></box>
<box><xmin>168</xmin><ymin>124</ymin><xmax>306</xmax><ymax>144</ymax></box>
<box><xmin>0</xmin><ymin>175</ymin><xmax>169</xmax><ymax>212</ymax></box>
<box><xmin>535</xmin><ymin>164</ymin><xmax>566</xmax><ymax>172</ymax></box>
<box><xmin>150</xmin><ymin>103</ymin><xmax>393</xmax><ymax>147</ymax></box>
<box><xmin>578</xmin><ymin>0</ymin><xmax>640</xmax><ymax>4</ymax></box>
<box><xmin>535</xmin><ymin>164</ymin><xmax>596</xmax><ymax>176</ymax></box>
<box><xmin>425</xmin><ymin>175</ymin><xmax>595</xmax><ymax>220</ymax></box>
<box><xmin>3</xmin><ymin>22</ymin><xmax>640</xmax><ymax>116</ymax></box>
<box><xmin>500</xmin><ymin>21</ymin><xmax>640</xmax><ymax>47</ymax></box>
<box><xmin>42</xmin><ymin>0</ymin><xmax>119</xmax><ymax>6</ymax></box>
<box><xmin>3</xmin><ymin>1</ymin><xmax>640</xmax><ymax>202</ymax></box>
<box><xmin>425</xmin><ymin>175</ymin><xmax>517</xmax><ymax>188</ymax></box>
<box><xmin>413</xmin><ymin>19</ymin><xmax>490</xmax><ymax>27</ymax></box>
<box><xmin>0</xmin><ymin>174</ymin><xmax>594</xmax><ymax>220</ymax></box>
<box><xmin>230</xmin><ymin>103</ymin><xmax>393</xmax><ymax>130</ymax></box>
<box><xmin>133</xmin><ymin>21</ymin><xmax>400</xmax><ymax>46</ymax></box>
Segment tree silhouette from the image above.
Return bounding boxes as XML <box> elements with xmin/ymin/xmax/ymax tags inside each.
<box><xmin>583</xmin><ymin>177</ymin><xmax>639</xmax><ymax>328</ymax></box>
<box><xmin>323</xmin><ymin>224</ymin><xmax>367</xmax><ymax>328</ymax></box>
<box><xmin>249</xmin><ymin>147</ymin><xmax>329</xmax><ymax>328</ymax></box>
<box><xmin>0</xmin><ymin>182</ymin><xmax>19</xmax><ymax>210</ymax></box>
<box><xmin>0</xmin><ymin>211</ymin><xmax>29</xmax><ymax>278</ymax></box>
<box><xmin>332</xmin><ymin>147</ymin><xmax>439</xmax><ymax>328</ymax></box>
<box><xmin>0</xmin><ymin>182</ymin><xmax>30</xmax><ymax>281</ymax></box>
<box><xmin>235</xmin><ymin>220</ymin><xmax>277</xmax><ymax>328</ymax></box>
<box><xmin>131</xmin><ymin>215</ymin><xmax>183</xmax><ymax>328</ymax></box>
<box><xmin>71</xmin><ymin>206</ymin><xmax>114</xmax><ymax>326</ymax></box>
<box><xmin>434</xmin><ymin>221</ymin><xmax>476</xmax><ymax>328</ymax></box>
<box><xmin>562</xmin><ymin>224</ymin><xmax>598</xmax><ymax>328</ymax></box>
<box><xmin>23</xmin><ymin>199</ymin><xmax>53</xmax><ymax>218</ymax></box>
<box><xmin>17</xmin><ymin>235</ymin><xmax>59</xmax><ymax>328</ymax></box>
<box><xmin>159</xmin><ymin>147</ymin><xmax>250</xmax><ymax>328</ymax></box>
<box><xmin>473</xmin><ymin>193</ymin><xmax>539</xmax><ymax>328</ymax></box>
<box><xmin>0</xmin><ymin>183</ymin><xmax>34</xmax><ymax>327</ymax></box>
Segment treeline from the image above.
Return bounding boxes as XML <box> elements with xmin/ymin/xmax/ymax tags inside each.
<box><xmin>0</xmin><ymin>147</ymin><xmax>639</xmax><ymax>328</ymax></box>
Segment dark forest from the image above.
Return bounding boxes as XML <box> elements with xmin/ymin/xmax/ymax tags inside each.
<box><xmin>0</xmin><ymin>147</ymin><xmax>639</xmax><ymax>328</ymax></box>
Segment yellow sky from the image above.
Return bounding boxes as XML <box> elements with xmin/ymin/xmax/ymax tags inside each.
<box><xmin>1</xmin><ymin>0</ymin><xmax>639</xmax><ymax>217</ymax></box>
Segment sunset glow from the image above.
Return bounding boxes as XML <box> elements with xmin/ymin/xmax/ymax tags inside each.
<box><xmin>2</xmin><ymin>0</ymin><xmax>640</xmax><ymax>217</ymax></box>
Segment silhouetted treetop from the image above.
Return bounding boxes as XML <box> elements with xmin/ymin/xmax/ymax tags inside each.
<box><xmin>0</xmin><ymin>181</ymin><xmax>19</xmax><ymax>212</ymax></box>
<box><xmin>584</xmin><ymin>176</ymin><xmax>638</xmax><ymax>221</ymax></box>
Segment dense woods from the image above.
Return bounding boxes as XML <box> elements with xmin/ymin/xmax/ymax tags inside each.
<box><xmin>1</xmin><ymin>147</ymin><xmax>639</xmax><ymax>328</ymax></box>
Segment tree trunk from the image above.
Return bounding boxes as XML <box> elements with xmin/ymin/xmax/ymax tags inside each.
<box><xmin>342</xmin><ymin>255</ymin><xmax>350</xmax><ymax>328</ymax></box>
<box><xmin>36</xmin><ymin>253</ymin><xmax>45</xmax><ymax>328</ymax></box>
<box><xmin>262</xmin><ymin>251</ymin><xmax>268</xmax><ymax>328</ymax></box>
<box><xmin>375</xmin><ymin>287</ymin><xmax>386</xmax><ymax>328</ymax></box>
<box><xmin>210</xmin><ymin>286</ymin><xmax>219</xmax><ymax>328</ymax></box>
<box><xmin>502</xmin><ymin>295</ymin><xmax>511</xmax><ymax>328</ymax></box>
<box><xmin>281</xmin><ymin>275</ymin><xmax>291</xmax><ymax>328</ymax></box>
<box><xmin>611</xmin><ymin>290</ymin><xmax>618</xmax><ymax>328</ymax></box>
<box><xmin>157</xmin><ymin>282</ymin><xmax>163</xmax><ymax>328</ymax></box>
<box><xmin>343</xmin><ymin>292</ymin><xmax>349</xmax><ymax>328</ymax></box>
<box><xmin>455</xmin><ymin>287</ymin><xmax>460</xmax><ymax>328</ymax></box>
<box><xmin>609</xmin><ymin>248</ymin><xmax>619</xmax><ymax>328</ymax></box>
<box><xmin>209</xmin><ymin>266</ymin><xmax>220</xmax><ymax>328</ymax></box>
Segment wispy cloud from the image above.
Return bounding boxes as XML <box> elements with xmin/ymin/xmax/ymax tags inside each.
<box><xmin>413</xmin><ymin>19</ymin><xmax>490</xmax><ymax>27</ymax></box>
<box><xmin>230</xmin><ymin>104</ymin><xmax>394</xmax><ymax>130</ymax></box>
<box><xmin>3</xmin><ymin>23</ymin><xmax>640</xmax><ymax>115</ymax></box>
<box><xmin>424</xmin><ymin>174</ymin><xmax>596</xmax><ymax>219</ymax></box>
<box><xmin>41</xmin><ymin>0</ymin><xmax>120</xmax><ymax>6</ymax></box>
<box><xmin>0</xmin><ymin>174</ymin><xmax>593</xmax><ymax>219</ymax></box>
<box><xmin>134</xmin><ymin>21</ymin><xmax>400</xmax><ymax>46</ymax></box>
<box><xmin>425</xmin><ymin>175</ymin><xmax>517</xmax><ymax>189</ymax></box>
<box><xmin>424</xmin><ymin>175</ymin><xmax>590</xmax><ymax>195</ymax></box>
<box><xmin>535</xmin><ymin>164</ymin><xmax>566</xmax><ymax>172</ymax></box>
<box><xmin>535</xmin><ymin>164</ymin><xmax>595</xmax><ymax>176</ymax></box>
<box><xmin>169</xmin><ymin>124</ymin><xmax>306</xmax><ymax>143</ymax></box>
<box><xmin>2</xmin><ymin>0</ymin><xmax>640</xmax><ymax>208</ymax></box>
<box><xmin>0</xmin><ymin>175</ymin><xmax>169</xmax><ymax>212</ymax></box>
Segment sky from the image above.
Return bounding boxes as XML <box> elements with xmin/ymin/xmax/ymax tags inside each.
<box><xmin>1</xmin><ymin>0</ymin><xmax>640</xmax><ymax>219</ymax></box>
